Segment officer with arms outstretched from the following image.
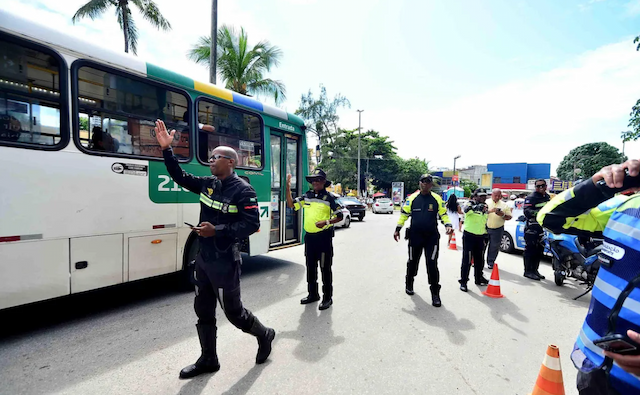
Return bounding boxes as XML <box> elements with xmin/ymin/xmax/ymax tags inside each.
<box><xmin>394</xmin><ymin>174</ymin><xmax>452</xmax><ymax>307</ymax></box>
<box><xmin>154</xmin><ymin>120</ymin><xmax>275</xmax><ymax>379</ymax></box>
<box><xmin>539</xmin><ymin>159</ymin><xmax>640</xmax><ymax>394</ymax></box>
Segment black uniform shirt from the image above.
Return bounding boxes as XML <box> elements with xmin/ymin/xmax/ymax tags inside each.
<box><xmin>162</xmin><ymin>148</ymin><xmax>260</xmax><ymax>256</ymax></box>
<box><xmin>410</xmin><ymin>193</ymin><xmax>440</xmax><ymax>234</ymax></box>
<box><xmin>524</xmin><ymin>191</ymin><xmax>550</xmax><ymax>233</ymax></box>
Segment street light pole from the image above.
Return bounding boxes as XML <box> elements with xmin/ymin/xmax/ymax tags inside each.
<box><xmin>357</xmin><ymin>109</ymin><xmax>364</xmax><ymax>198</ymax></box>
<box><xmin>453</xmin><ymin>155</ymin><xmax>461</xmax><ymax>187</ymax></box>
<box><xmin>209</xmin><ymin>0</ymin><xmax>218</xmax><ymax>84</ymax></box>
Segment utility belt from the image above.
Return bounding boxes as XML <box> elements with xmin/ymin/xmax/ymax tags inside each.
<box><xmin>201</xmin><ymin>241</ymin><xmax>242</xmax><ymax>265</ymax></box>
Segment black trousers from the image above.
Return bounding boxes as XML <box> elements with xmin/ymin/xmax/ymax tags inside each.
<box><xmin>193</xmin><ymin>254</ymin><xmax>255</xmax><ymax>333</ymax></box>
<box><xmin>524</xmin><ymin>231</ymin><xmax>544</xmax><ymax>274</ymax></box>
<box><xmin>305</xmin><ymin>231</ymin><xmax>334</xmax><ymax>299</ymax></box>
<box><xmin>461</xmin><ymin>231</ymin><xmax>485</xmax><ymax>284</ymax></box>
<box><xmin>577</xmin><ymin>369</ymin><xmax>619</xmax><ymax>395</ymax></box>
<box><xmin>406</xmin><ymin>232</ymin><xmax>440</xmax><ymax>291</ymax></box>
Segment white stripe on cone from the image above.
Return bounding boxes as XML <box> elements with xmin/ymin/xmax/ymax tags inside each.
<box><xmin>489</xmin><ymin>279</ymin><xmax>500</xmax><ymax>286</ymax></box>
<box><xmin>542</xmin><ymin>355</ymin><xmax>562</xmax><ymax>371</ymax></box>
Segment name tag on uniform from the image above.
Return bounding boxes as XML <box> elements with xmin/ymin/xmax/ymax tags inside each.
<box><xmin>428</xmin><ymin>204</ymin><xmax>434</xmax><ymax>211</ymax></box>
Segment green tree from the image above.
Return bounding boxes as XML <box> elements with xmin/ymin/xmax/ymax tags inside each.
<box><xmin>295</xmin><ymin>85</ymin><xmax>350</xmax><ymax>146</ymax></box>
<box><xmin>556</xmin><ymin>142</ymin><xmax>627</xmax><ymax>180</ymax></box>
<box><xmin>460</xmin><ymin>179</ymin><xmax>478</xmax><ymax>197</ymax></box>
<box><xmin>72</xmin><ymin>0</ymin><xmax>171</xmax><ymax>55</ymax></box>
<box><xmin>396</xmin><ymin>158</ymin><xmax>430</xmax><ymax>195</ymax></box>
<box><xmin>188</xmin><ymin>26</ymin><xmax>285</xmax><ymax>105</ymax></box>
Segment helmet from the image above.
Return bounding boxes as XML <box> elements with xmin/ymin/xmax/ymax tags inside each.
<box><xmin>510</xmin><ymin>194</ymin><xmax>516</xmax><ymax>200</ymax></box>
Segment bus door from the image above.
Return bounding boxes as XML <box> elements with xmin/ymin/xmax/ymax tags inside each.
<box><xmin>269</xmin><ymin>132</ymin><xmax>300</xmax><ymax>247</ymax></box>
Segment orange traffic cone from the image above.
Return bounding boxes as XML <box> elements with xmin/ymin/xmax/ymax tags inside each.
<box><xmin>449</xmin><ymin>232</ymin><xmax>458</xmax><ymax>250</ymax></box>
<box><xmin>529</xmin><ymin>345</ymin><xmax>565</xmax><ymax>395</ymax></box>
<box><xmin>482</xmin><ymin>263</ymin><xmax>504</xmax><ymax>298</ymax></box>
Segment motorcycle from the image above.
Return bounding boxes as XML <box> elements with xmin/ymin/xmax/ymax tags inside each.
<box><xmin>547</xmin><ymin>232</ymin><xmax>602</xmax><ymax>300</ymax></box>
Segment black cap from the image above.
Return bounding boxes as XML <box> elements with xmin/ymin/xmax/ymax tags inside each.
<box><xmin>474</xmin><ymin>188</ymin><xmax>487</xmax><ymax>197</ymax></box>
<box><xmin>306</xmin><ymin>168</ymin><xmax>331</xmax><ymax>187</ymax></box>
<box><xmin>419</xmin><ymin>174</ymin><xmax>433</xmax><ymax>183</ymax></box>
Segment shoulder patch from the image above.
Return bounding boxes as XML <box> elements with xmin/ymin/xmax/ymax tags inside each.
<box><xmin>207</xmin><ymin>188</ymin><xmax>213</xmax><ymax>196</ymax></box>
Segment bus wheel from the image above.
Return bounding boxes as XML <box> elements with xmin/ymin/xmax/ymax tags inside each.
<box><xmin>181</xmin><ymin>236</ymin><xmax>199</xmax><ymax>291</ymax></box>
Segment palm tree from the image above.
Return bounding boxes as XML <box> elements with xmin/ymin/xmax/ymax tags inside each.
<box><xmin>188</xmin><ymin>25</ymin><xmax>286</xmax><ymax>105</ymax></box>
<box><xmin>72</xmin><ymin>0</ymin><xmax>171</xmax><ymax>55</ymax></box>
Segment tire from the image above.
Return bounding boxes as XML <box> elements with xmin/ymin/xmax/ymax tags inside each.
<box><xmin>500</xmin><ymin>232</ymin><xmax>514</xmax><ymax>253</ymax></box>
<box><xmin>554</xmin><ymin>271</ymin><xmax>565</xmax><ymax>286</ymax></box>
<box><xmin>344</xmin><ymin>216</ymin><xmax>351</xmax><ymax>228</ymax></box>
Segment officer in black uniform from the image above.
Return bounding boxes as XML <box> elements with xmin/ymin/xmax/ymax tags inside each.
<box><xmin>154</xmin><ymin>120</ymin><xmax>275</xmax><ymax>379</ymax></box>
<box><xmin>523</xmin><ymin>179</ymin><xmax>550</xmax><ymax>280</ymax></box>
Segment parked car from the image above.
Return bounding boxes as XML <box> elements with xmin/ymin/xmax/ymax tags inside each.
<box><xmin>334</xmin><ymin>207</ymin><xmax>351</xmax><ymax>228</ymax></box>
<box><xmin>338</xmin><ymin>197</ymin><xmax>366</xmax><ymax>221</ymax></box>
<box><xmin>500</xmin><ymin>215</ymin><xmax>551</xmax><ymax>256</ymax></box>
<box><xmin>372</xmin><ymin>198</ymin><xmax>394</xmax><ymax>214</ymax></box>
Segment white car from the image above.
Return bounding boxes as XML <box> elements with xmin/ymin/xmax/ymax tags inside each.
<box><xmin>372</xmin><ymin>198</ymin><xmax>394</xmax><ymax>214</ymax></box>
<box><xmin>500</xmin><ymin>215</ymin><xmax>551</xmax><ymax>256</ymax></box>
<box><xmin>335</xmin><ymin>207</ymin><xmax>351</xmax><ymax>228</ymax></box>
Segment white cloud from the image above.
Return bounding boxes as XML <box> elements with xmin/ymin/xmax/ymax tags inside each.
<box><xmin>339</xmin><ymin>39</ymin><xmax>640</xmax><ymax>175</ymax></box>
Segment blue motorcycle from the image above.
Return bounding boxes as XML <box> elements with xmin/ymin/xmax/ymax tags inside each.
<box><xmin>547</xmin><ymin>232</ymin><xmax>602</xmax><ymax>299</ymax></box>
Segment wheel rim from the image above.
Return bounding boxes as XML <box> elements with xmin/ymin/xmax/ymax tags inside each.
<box><xmin>500</xmin><ymin>235</ymin><xmax>510</xmax><ymax>251</ymax></box>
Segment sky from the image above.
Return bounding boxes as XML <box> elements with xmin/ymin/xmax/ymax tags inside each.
<box><xmin>3</xmin><ymin>0</ymin><xmax>640</xmax><ymax>175</ymax></box>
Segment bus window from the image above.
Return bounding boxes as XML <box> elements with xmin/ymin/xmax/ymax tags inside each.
<box><xmin>0</xmin><ymin>36</ymin><xmax>64</xmax><ymax>147</ymax></box>
<box><xmin>197</xmin><ymin>98</ymin><xmax>263</xmax><ymax>169</ymax></box>
<box><xmin>75</xmin><ymin>64</ymin><xmax>190</xmax><ymax>160</ymax></box>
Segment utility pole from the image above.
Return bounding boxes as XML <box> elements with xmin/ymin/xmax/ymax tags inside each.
<box><xmin>357</xmin><ymin>109</ymin><xmax>364</xmax><ymax>198</ymax></box>
<box><xmin>453</xmin><ymin>155</ymin><xmax>461</xmax><ymax>187</ymax></box>
<box><xmin>209</xmin><ymin>0</ymin><xmax>218</xmax><ymax>84</ymax></box>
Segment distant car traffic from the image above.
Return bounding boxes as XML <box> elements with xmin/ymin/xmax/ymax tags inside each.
<box><xmin>500</xmin><ymin>215</ymin><xmax>551</xmax><ymax>256</ymax></box>
<box><xmin>372</xmin><ymin>198</ymin><xmax>394</xmax><ymax>214</ymax></box>
<box><xmin>338</xmin><ymin>197</ymin><xmax>366</xmax><ymax>221</ymax></box>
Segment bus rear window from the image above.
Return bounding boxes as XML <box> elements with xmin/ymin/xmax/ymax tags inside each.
<box><xmin>75</xmin><ymin>65</ymin><xmax>190</xmax><ymax>160</ymax></box>
<box><xmin>0</xmin><ymin>37</ymin><xmax>64</xmax><ymax>148</ymax></box>
<box><xmin>197</xmin><ymin>98</ymin><xmax>263</xmax><ymax>169</ymax></box>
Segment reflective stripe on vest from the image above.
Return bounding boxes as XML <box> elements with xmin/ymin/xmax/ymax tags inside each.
<box><xmin>199</xmin><ymin>193</ymin><xmax>238</xmax><ymax>213</ymax></box>
<box><xmin>573</xmin><ymin>197</ymin><xmax>640</xmax><ymax>393</ymax></box>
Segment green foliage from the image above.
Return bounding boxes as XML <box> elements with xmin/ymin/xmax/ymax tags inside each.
<box><xmin>460</xmin><ymin>179</ymin><xmax>478</xmax><ymax>197</ymax></box>
<box><xmin>295</xmin><ymin>85</ymin><xmax>350</xmax><ymax>146</ymax></box>
<box><xmin>624</xmin><ymin>98</ymin><xmax>640</xmax><ymax>142</ymax></box>
<box><xmin>556</xmin><ymin>142</ymin><xmax>627</xmax><ymax>180</ymax></box>
<box><xmin>397</xmin><ymin>158</ymin><xmax>430</xmax><ymax>195</ymax></box>
<box><xmin>72</xmin><ymin>0</ymin><xmax>171</xmax><ymax>55</ymax></box>
<box><xmin>188</xmin><ymin>26</ymin><xmax>285</xmax><ymax>104</ymax></box>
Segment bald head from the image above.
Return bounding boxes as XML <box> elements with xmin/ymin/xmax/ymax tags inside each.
<box><xmin>491</xmin><ymin>188</ymin><xmax>502</xmax><ymax>202</ymax></box>
<box><xmin>208</xmin><ymin>145</ymin><xmax>239</xmax><ymax>179</ymax></box>
<box><xmin>216</xmin><ymin>146</ymin><xmax>239</xmax><ymax>168</ymax></box>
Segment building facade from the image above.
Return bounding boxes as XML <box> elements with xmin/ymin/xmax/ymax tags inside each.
<box><xmin>487</xmin><ymin>162</ymin><xmax>550</xmax><ymax>190</ymax></box>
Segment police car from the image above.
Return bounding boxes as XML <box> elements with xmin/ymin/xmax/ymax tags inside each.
<box><xmin>500</xmin><ymin>215</ymin><xmax>551</xmax><ymax>256</ymax></box>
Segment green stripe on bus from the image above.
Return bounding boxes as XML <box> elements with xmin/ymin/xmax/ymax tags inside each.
<box><xmin>146</xmin><ymin>63</ymin><xmax>195</xmax><ymax>89</ymax></box>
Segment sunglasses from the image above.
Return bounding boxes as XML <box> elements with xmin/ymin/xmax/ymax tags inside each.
<box><xmin>311</xmin><ymin>178</ymin><xmax>326</xmax><ymax>183</ymax></box>
<box><xmin>420</xmin><ymin>178</ymin><xmax>433</xmax><ymax>183</ymax></box>
<box><xmin>209</xmin><ymin>154</ymin><xmax>233</xmax><ymax>161</ymax></box>
<box><xmin>535</xmin><ymin>184</ymin><xmax>546</xmax><ymax>188</ymax></box>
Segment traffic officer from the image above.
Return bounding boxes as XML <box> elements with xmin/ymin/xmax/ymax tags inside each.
<box><xmin>154</xmin><ymin>120</ymin><xmax>275</xmax><ymax>379</ymax></box>
<box><xmin>286</xmin><ymin>169</ymin><xmax>343</xmax><ymax>310</ymax></box>
<box><xmin>538</xmin><ymin>160</ymin><xmax>640</xmax><ymax>394</ymax></box>
<box><xmin>458</xmin><ymin>188</ymin><xmax>490</xmax><ymax>292</ymax></box>
<box><xmin>523</xmin><ymin>179</ymin><xmax>550</xmax><ymax>280</ymax></box>
<box><xmin>394</xmin><ymin>174</ymin><xmax>452</xmax><ymax>307</ymax></box>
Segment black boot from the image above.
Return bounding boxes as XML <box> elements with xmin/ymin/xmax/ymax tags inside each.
<box><xmin>458</xmin><ymin>280</ymin><xmax>468</xmax><ymax>292</ymax></box>
<box><xmin>301</xmin><ymin>283</ymin><xmax>320</xmax><ymax>304</ymax></box>
<box><xmin>319</xmin><ymin>298</ymin><xmax>333</xmax><ymax>310</ymax></box>
<box><xmin>405</xmin><ymin>276</ymin><xmax>415</xmax><ymax>295</ymax></box>
<box><xmin>430</xmin><ymin>285</ymin><xmax>441</xmax><ymax>307</ymax></box>
<box><xmin>523</xmin><ymin>256</ymin><xmax>541</xmax><ymax>280</ymax></box>
<box><xmin>249</xmin><ymin>317</ymin><xmax>275</xmax><ymax>364</ymax></box>
<box><xmin>179</xmin><ymin>324</ymin><xmax>220</xmax><ymax>379</ymax></box>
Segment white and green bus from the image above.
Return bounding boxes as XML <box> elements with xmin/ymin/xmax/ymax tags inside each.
<box><xmin>0</xmin><ymin>10</ymin><xmax>307</xmax><ymax>311</ymax></box>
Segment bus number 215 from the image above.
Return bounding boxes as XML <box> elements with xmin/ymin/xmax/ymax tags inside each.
<box><xmin>158</xmin><ymin>175</ymin><xmax>187</xmax><ymax>192</ymax></box>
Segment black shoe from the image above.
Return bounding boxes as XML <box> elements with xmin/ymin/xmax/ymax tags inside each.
<box><xmin>319</xmin><ymin>299</ymin><xmax>333</xmax><ymax>310</ymax></box>
<box><xmin>405</xmin><ymin>276</ymin><xmax>414</xmax><ymax>295</ymax></box>
<box><xmin>459</xmin><ymin>283</ymin><xmax>468</xmax><ymax>292</ymax></box>
<box><xmin>256</xmin><ymin>328</ymin><xmax>275</xmax><ymax>364</ymax></box>
<box><xmin>432</xmin><ymin>294</ymin><xmax>442</xmax><ymax>307</ymax></box>
<box><xmin>524</xmin><ymin>272</ymin><xmax>541</xmax><ymax>281</ymax></box>
<box><xmin>179</xmin><ymin>355</ymin><xmax>220</xmax><ymax>379</ymax></box>
<box><xmin>487</xmin><ymin>263</ymin><xmax>494</xmax><ymax>269</ymax></box>
<box><xmin>405</xmin><ymin>288</ymin><xmax>415</xmax><ymax>295</ymax></box>
<box><xmin>300</xmin><ymin>294</ymin><xmax>320</xmax><ymax>304</ymax></box>
<box><xmin>475</xmin><ymin>277</ymin><xmax>489</xmax><ymax>286</ymax></box>
<box><xmin>535</xmin><ymin>271</ymin><xmax>546</xmax><ymax>280</ymax></box>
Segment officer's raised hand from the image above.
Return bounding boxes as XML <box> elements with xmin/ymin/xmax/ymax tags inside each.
<box><xmin>193</xmin><ymin>221</ymin><xmax>215</xmax><ymax>237</ymax></box>
<box><xmin>393</xmin><ymin>229</ymin><xmax>401</xmax><ymax>242</ymax></box>
<box><xmin>154</xmin><ymin>119</ymin><xmax>176</xmax><ymax>149</ymax></box>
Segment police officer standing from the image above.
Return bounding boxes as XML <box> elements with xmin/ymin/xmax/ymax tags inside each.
<box><xmin>394</xmin><ymin>174</ymin><xmax>452</xmax><ymax>307</ymax></box>
<box><xmin>154</xmin><ymin>120</ymin><xmax>275</xmax><ymax>379</ymax></box>
<box><xmin>286</xmin><ymin>169</ymin><xmax>343</xmax><ymax>310</ymax></box>
<box><xmin>523</xmin><ymin>179</ymin><xmax>550</xmax><ymax>280</ymax></box>
<box><xmin>458</xmin><ymin>189</ymin><xmax>490</xmax><ymax>292</ymax></box>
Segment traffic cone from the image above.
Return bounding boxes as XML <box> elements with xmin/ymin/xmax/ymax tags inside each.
<box><xmin>482</xmin><ymin>263</ymin><xmax>504</xmax><ymax>298</ymax></box>
<box><xmin>529</xmin><ymin>345</ymin><xmax>565</xmax><ymax>395</ymax></box>
<box><xmin>449</xmin><ymin>232</ymin><xmax>458</xmax><ymax>250</ymax></box>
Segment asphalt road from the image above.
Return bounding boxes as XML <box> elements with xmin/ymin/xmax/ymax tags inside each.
<box><xmin>0</xmin><ymin>211</ymin><xmax>592</xmax><ymax>395</ymax></box>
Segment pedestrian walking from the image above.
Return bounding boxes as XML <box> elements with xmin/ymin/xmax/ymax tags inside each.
<box><xmin>458</xmin><ymin>188</ymin><xmax>490</xmax><ymax>292</ymax></box>
<box><xmin>523</xmin><ymin>179</ymin><xmax>550</xmax><ymax>280</ymax></box>
<box><xmin>539</xmin><ymin>159</ymin><xmax>640</xmax><ymax>394</ymax></box>
<box><xmin>485</xmin><ymin>188</ymin><xmax>512</xmax><ymax>269</ymax></box>
<box><xmin>394</xmin><ymin>174</ymin><xmax>453</xmax><ymax>307</ymax></box>
<box><xmin>286</xmin><ymin>169</ymin><xmax>343</xmax><ymax>310</ymax></box>
<box><xmin>446</xmin><ymin>194</ymin><xmax>464</xmax><ymax>243</ymax></box>
<box><xmin>153</xmin><ymin>120</ymin><xmax>275</xmax><ymax>379</ymax></box>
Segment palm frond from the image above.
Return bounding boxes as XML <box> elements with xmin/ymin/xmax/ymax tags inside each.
<box><xmin>72</xmin><ymin>0</ymin><xmax>111</xmax><ymax>23</ymax></box>
<box><xmin>126</xmin><ymin>11</ymin><xmax>139</xmax><ymax>54</ymax></box>
<box><xmin>131</xmin><ymin>0</ymin><xmax>172</xmax><ymax>31</ymax></box>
